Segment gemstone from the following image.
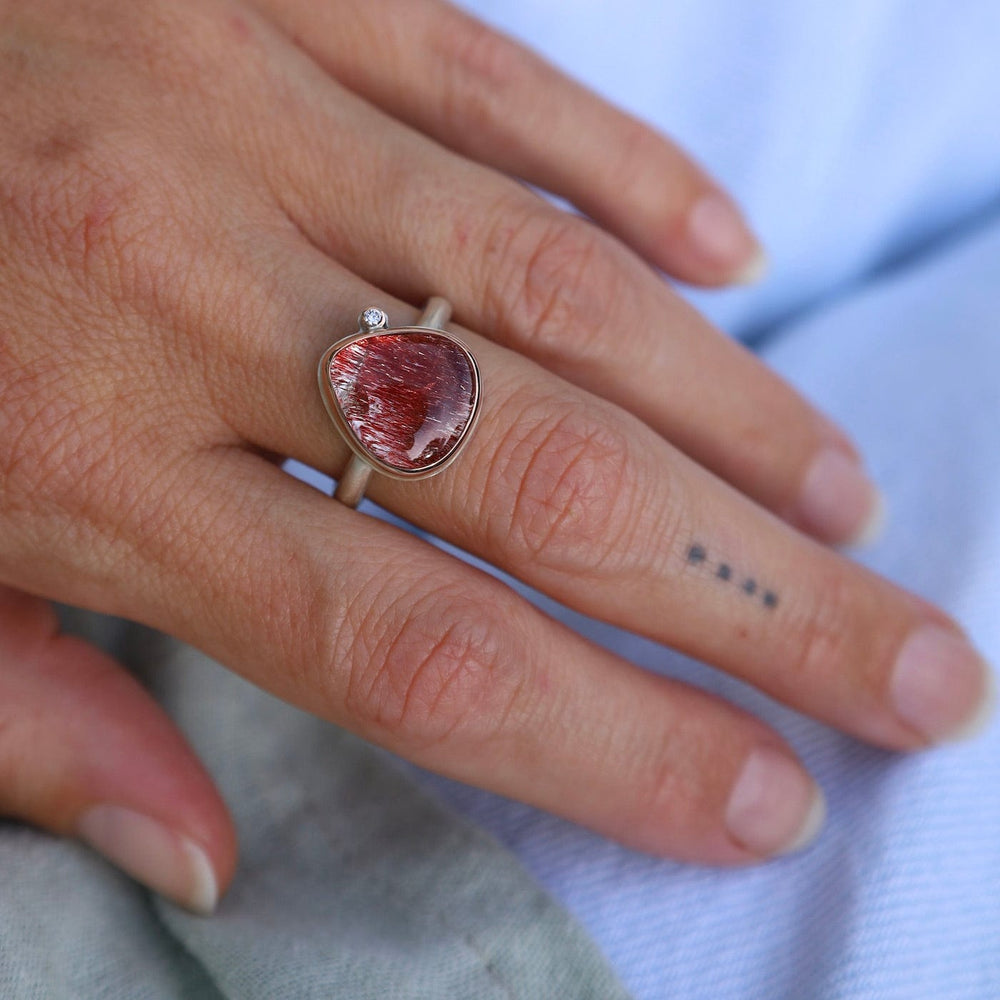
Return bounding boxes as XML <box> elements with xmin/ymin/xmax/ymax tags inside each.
<box><xmin>360</xmin><ymin>307</ymin><xmax>387</xmax><ymax>330</ymax></box>
<box><xmin>328</xmin><ymin>332</ymin><xmax>478</xmax><ymax>473</ymax></box>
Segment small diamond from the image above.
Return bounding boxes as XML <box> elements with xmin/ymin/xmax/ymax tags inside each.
<box><xmin>360</xmin><ymin>307</ymin><xmax>387</xmax><ymax>330</ymax></box>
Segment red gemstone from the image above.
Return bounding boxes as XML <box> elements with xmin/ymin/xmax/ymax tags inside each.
<box><xmin>328</xmin><ymin>332</ymin><xmax>478</xmax><ymax>473</ymax></box>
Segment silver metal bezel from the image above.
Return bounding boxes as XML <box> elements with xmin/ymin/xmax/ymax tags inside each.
<box><xmin>317</xmin><ymin>324</ymin><xmax>482</xmax><ymax>482</ymax></box>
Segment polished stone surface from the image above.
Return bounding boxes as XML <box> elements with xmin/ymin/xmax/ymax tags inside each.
<box><xmin>329</xmin><ymin>332</ymin><xmax>477</xmax><ymax>472</ymax></box>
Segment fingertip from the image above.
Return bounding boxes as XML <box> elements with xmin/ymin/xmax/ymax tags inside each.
<box><xmin>948</xmin><ymin>659</ymin><xmax>997</xmax><ymax>743</ymax></box>
<box><xmin>724</xmin><ymin>745</ymin><xmax>826</xmax><ymax>858</ymax></box>
<box><xmin>845</xmin><ymin>487</ymin><xmax>889</xmax><ymax>550</ymax></box>
<box><xmin>732</xmin><ymin>246</ymin><xmax>769</xmax><ymax>287</ymax></box>
<box><xmin>683</xmin><ymin>192</ymin><xmax>766</xmax><ymax>287</ymax></box>
<box><xmin>76</xmin><ymin>804</ymin><xmax>221</xmax><ymax>915</ymax></box>
<box><xmin>795</xmin><ymin>448</ymin><xmax>886</xmax><ymax>549</ymax></box>
<box><xmin>889</xmin><ymin>626</ymin><xmax>996</xmax><ymax>746</ymax></box>
<box><xmin>0</xmin><ymin>611</ymin><xmax>237</xmax><ymax>915</ymax></box>
<box><xmin>181</xmin><ymin>835</ymin><xmax>221</xmax><ymax>915</ymax></box>
<box><xmin>776</xmin><ymin>781</ymin><xmax>827</xmax><ymax>855</ymax></box>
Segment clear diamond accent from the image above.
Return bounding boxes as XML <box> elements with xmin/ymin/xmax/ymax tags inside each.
<box><xmin>360</xmin><ymin>307</ymin><xmax>387</xmax><ymax>330</ymax></box>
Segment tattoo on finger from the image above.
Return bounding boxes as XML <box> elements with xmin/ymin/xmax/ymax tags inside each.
<box><xmin>686</xmin><ymin>543</ymin><xmax>779</xmax><ymax>611</ymax></box>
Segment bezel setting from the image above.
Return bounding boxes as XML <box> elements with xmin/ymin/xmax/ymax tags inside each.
<box><xmin>359</xmin><ymin>306</ymin><xmax>388</xmax><ymax>331</ymax></box>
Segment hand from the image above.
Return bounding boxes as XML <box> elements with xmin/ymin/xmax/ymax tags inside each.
<box><xmin>0</xmin><ymin>0</ymin><xmax>991</xmax><ymax>913</ymax></box>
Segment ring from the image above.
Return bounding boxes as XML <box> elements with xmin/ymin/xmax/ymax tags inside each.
<box><xmin>318</xmin><ymin>298</ymin><xmax>482</xmax><ymax>508</ymax></box>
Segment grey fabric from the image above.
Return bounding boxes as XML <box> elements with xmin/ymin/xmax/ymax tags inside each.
<box><xmin>0</xmin><ymin>610</ymin><xmax>631</xmax><ymax>999</ymax></box>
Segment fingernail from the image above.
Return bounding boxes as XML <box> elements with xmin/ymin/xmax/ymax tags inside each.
<box><xmin>76</xmin><ymin>805</ymin><xmax>218</xmax><ymax>914</ymax></box>
<box><xmin>733</xmin><ymin>247</ymin><xmax>769</xmax><ymax>286</ymax></box>
<box><xmin>725</xmin><ymin>746</ymin><xmax>826</xmax><ymax>856</ymax></box>
<box><xmin>890</xmin><ymin>626</ymin><xmax>996</xmax><ymax>743</ymax></box>
<box><xmin>686</xmin><ymin>193</ymin><xmax>766</xmax><ymax>283</ymax></box>
<box><xmin>797</xmin><ymin>448</ymin><xmax>886</xmax><ymax>547</ymax></box>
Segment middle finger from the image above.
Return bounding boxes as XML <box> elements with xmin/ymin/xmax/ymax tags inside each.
<box><xmin>248</xmin><ymin>28</ymin><xmax>881</xmax><ymax>548</ymax></box>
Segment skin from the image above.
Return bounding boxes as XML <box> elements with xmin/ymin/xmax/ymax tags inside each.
<box><xmin>0</xmin><ymin>0</ymin><xmax>988</xmax><ymax>908</ymax></box>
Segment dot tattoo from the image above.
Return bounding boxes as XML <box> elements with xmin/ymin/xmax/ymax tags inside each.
<box><xmin>684</xmin><ymin>542</ymin><xmax>779</xmax><ymax>611</ymax></box>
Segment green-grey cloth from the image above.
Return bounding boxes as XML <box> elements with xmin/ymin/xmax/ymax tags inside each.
<box><xmin>0</xmin><ymin>609</ymin><xmax>631</xmax><ymax>999</ymax></box>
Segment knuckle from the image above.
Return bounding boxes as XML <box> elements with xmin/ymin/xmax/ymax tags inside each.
<box><xmin>342</xmin><ymin>581</ymin><xmax>526</xmax><ymax>751</ymax></box>
<box><xmin>610</xmin><ymin>118</ymin><xmax>696</xmax><ymax>222</ymax></box>
<box><xmin>788</xmin><ymin>569</ymin><xmax>860</xmax><ymax>683</ymax></box>
<box><xmin>634</xmin><ymin>729</ymin><xmax>690</xmax><ymax>827</ymax></box>
<box><xmin>436</xmin><ymin>15</ymin><xmax>536</xmax><ymax>131</ymax></box>
<box><xmin>488</xmin><ymin>399</ymin><xmax>655</xmax><ymax>578</ymax></box>
<box><xmin>484</xmin><ymin>207</ymin><xmax>622</xmax><ymax>364</ymax></box>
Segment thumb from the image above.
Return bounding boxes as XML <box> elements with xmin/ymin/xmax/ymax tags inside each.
<box><xmin>0</xmin><ymin>585</ymin><xmax>236</xmax><ymax>914</ymax></box>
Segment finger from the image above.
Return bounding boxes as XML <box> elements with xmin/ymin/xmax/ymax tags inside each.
<box><xmin>247</xmin><ymin>63</ymin><xmax>880</xmax><ymax>548</ymax></box>
<box><xmin>0</xmin><ymin>586</ymin><xmax>235</xmax><ymax>913</ymax></box>
<box><xmin>253</xmin><ymin>0</ymin><xmax>763</xmax><ymax>286</ymax></box>
<box><xmin>61</xmin><ymin>447</ymin><xmax>826</xmax><ymax>863</ymax></box>
<box><xmin>219</xmin><ymin>258</ymin><xmax>993</xmax><ymax>753</ymax></box>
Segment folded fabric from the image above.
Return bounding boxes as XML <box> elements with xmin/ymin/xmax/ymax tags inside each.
<box><xmin>0</xmin><ymin>608</ymin><xmax>631</xmax><ymax>999</ymax></box>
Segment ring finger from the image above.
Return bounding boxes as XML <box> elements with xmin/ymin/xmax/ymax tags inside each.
<box><xmin>216</xmin><ymin>241</ymin><xmax>993</xmax><ymax>757</ymax></box>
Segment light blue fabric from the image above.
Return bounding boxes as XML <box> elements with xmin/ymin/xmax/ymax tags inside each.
<box><xmin>398</xmin><ymin>2</ymin><xmax>1000</xmax><ymax>997</ymax></box>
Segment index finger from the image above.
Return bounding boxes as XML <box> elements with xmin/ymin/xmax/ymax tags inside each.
<box><xmin>255</xmin><ymin>0</ymin><xmax>764</xmax><ymax>286</ymax></box>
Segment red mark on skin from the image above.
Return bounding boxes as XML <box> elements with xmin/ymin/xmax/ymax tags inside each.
<box><xmin>78</xmin><ymin>195</ymin><xmax>117</xmax><ymax>263</ymax></box>
<box><xmin>84</xmin><ymin>196</ymin><xmax>116</xmax><ymax>233</ymax></box>
<box><xmin>34</xmin><ymin>133</ymin><xmax>87</xmax><ymax>163</ymax></box>
<box><xmin>226</xmin><ymin>14</ymin><xmax>253</xmax><ymax>43</ymax></box>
